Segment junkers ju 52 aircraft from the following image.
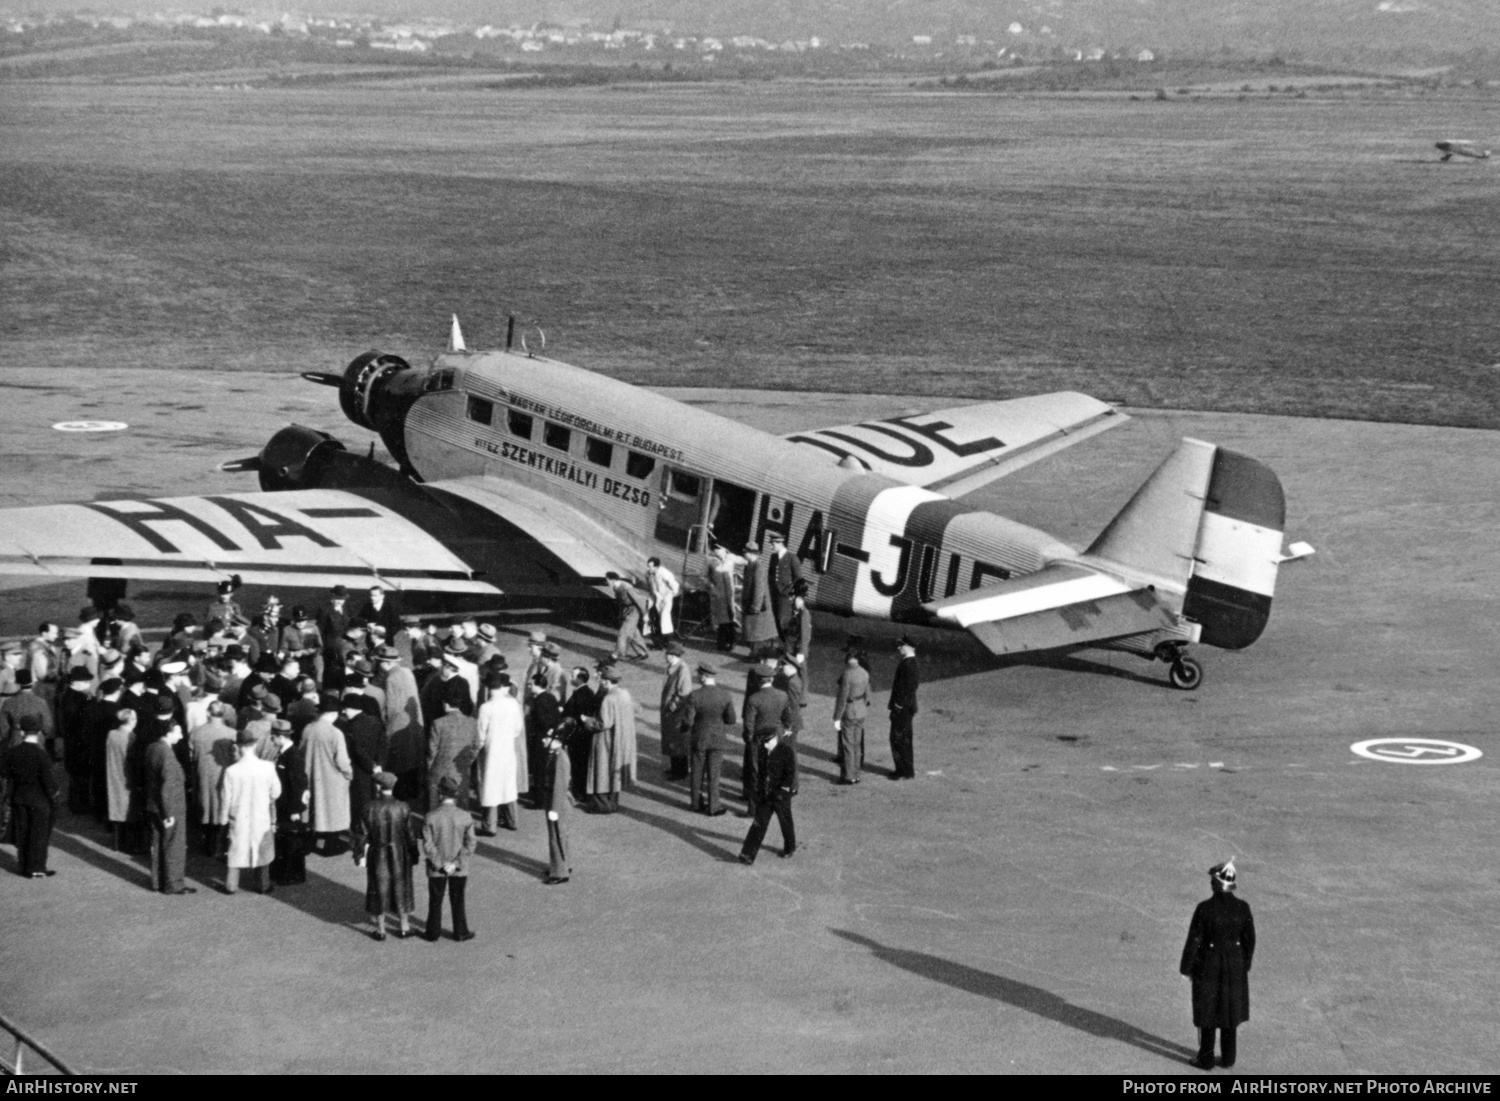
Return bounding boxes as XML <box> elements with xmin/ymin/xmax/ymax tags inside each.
<box><xmin>0</xmin><ymin>319</ymin><xmax>1289</xmax><ymax>690</ymax></box>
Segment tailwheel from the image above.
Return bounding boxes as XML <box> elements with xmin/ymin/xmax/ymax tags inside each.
<box><xmin>1168</xmin><ymin>656</ymin><xmax>1203</xmax><ymax>691</ymax></box>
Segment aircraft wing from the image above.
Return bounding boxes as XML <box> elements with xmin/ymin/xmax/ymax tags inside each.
<box><xmin>784</xmin><ymin>392</ymin><xmax>1126</xmax><ymax>497</ymax></box>
<box><xmin>0</xmin><ymin>489</ymin><xmax>501</xmax><ymax>595</ymax></box>
<box><xmin>924</xmin><ymin>563</ymin><xmax>1177</xmax><ymax>655</ymax></box>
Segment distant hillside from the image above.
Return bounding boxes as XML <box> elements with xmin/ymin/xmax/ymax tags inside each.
<box><xmin>7</xmin><ymin>0</ymin><xmax>1500</xmax><ymax>65</ymax></box>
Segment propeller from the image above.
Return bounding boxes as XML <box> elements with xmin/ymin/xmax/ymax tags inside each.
<box><xmin>300</xmin><ymin>371</ymin><xmax>350</xmax><ymax>389</ymax></box>
<box><xmin>218</xmin><ymin>455</ymin><xmax>262</xmax><ymax>473</ymax></box>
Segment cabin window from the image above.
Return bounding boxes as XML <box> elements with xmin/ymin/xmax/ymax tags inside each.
<box><xmin>507</xmin><ymin>410</ymin><xmax>533</xmax><ymax>439</ymax></box>
<box><xmin>586</xmin><ymin>437</ymin><xmax>613</xmax><ymax>468</ymax></box>
<box><xmin>668</xmin><ymin>470</ymin><xmax>701</xmax><ymax>500</ymax></box>
<box><xmin>466</xmin><ymin>396</ymin><xmax>493</xmax><ymax>426</ymax></box>
<box><xmin>626</xmin><ymin>451</ymin><xmax>655</xmax><ymax>480</ymax></box>
<box><xmin>543</xmin><ymin>421</ymin><xmax>571</xmax><ymax>452</ymax></box>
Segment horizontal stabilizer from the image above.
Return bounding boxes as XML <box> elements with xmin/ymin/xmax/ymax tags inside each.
<box><xmin>925</xmin><ymin>562</ymin><xmax>1174</xmax><ymax>654</ymax></box>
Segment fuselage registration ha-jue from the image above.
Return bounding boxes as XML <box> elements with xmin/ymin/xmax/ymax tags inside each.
<box><xmin>0</xmin><ymin>319</ymin><xmax>1291</xmax><ymax>690</ymax></box>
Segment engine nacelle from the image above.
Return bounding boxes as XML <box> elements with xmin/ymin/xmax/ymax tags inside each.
<box><xmin>255</xmin><ymin>425</ymin><xmax>347</xmax><ymax>492</ymax></box>
<box><xmin>335</xmin><ymin>351</ymin><xmax>428</xmax><ymax>472</ymax></box>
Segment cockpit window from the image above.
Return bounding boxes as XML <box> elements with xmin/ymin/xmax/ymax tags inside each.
<box><xmin>466</xmin><ymin>396</ymin><xmax>493</xmax><ymax>425</ymax></box>
<box><xmin>423</xmin><ymin>369</ymin><xmax>456</xmax><ymax>393</ymax></box>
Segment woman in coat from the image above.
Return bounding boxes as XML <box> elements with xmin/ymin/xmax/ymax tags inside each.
<box><xmin>1180</xmin><ymin>859</ymin><xmax>1256</xmax><ymax>1070</ymax></box>
<box><xmin>362</xmin><ymin>771</ymin><xmax>416</xmax><ymax>940</ymax></box>
<box><xmin>105</xmin><ymin>707</ymin><xmax>142</xmax><ymax>852</ymax></box>
<box><xmin>704</xmin><ymin>546</ymin><xmax>743</xmax><ymax>653</ymax></box>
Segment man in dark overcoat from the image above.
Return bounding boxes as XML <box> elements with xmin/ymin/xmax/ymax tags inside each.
<box><xmin>561</xmin><ymin>667</ymin><xmax>600</xmax><ymax>800</ymax></box>
<box><xmin>888</xmin><ymin>636</ymin><xmax>920</xmax><ymax>780</ymax></box>
<box><xmin>737</xmin><ymin>728</ymin><xmax>796</xmax><ymax>864</ymax></box>
<box><xmin>739</xmin><ymin>544</ymin><xmax>778</xmax><ymax>659</ymax></box>
<box><xmin>764</xmin><ymin>530</ymin><xmax>804</xmax><ymax>633</ymax></box>
<box><xmin>1180</xmin><ymin>859</ymin><xmax>1256</xmax><ymax>1070</ymax></box>
<box><xmin>541</xmin><ymin>729</ymin><xmax>572</xmax><ymax>884</ymax></box>
<box><xmin>658</xmin><ymin>641</ymin><xmax>693</xmax><ymax>781</ymax></box>
<box><xmin>3</xmin><ymin>716</ymin><xmax>58</xmax><ymax>877</ymax></box>
<box><xmin>740</xmin><ymin>669</ymin><xmax>793</xmax><ymax>818</ymax></box>
<box><xmin>144</xmin><ymin>720</ymin><xmax>193</xmax><ymax>894</ymax></box>
<box><xmin>681</xmin><ymin>663</ymin><xmax>737</xmax><ymax>816</ymax></box>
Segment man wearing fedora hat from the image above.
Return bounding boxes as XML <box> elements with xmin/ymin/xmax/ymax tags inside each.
<box><xmin>1181</xmin><ymin>860</ymin><xmax>1256</xmax><ymax>1070</ymax></box>
<box><xmin>222</xmin><ymin>722</ymin><xmax>281</xmax><ymax>894</ymax></box>
<box><xmin>781</xmin><ymin>579</ymin><xmax>814</xmax><ymax>679</ymax></box>
<box><xmin>586</xmin><ymin>666</ymin><xmax>635</xmax><ymax>813</ymax></box>
<box><xmin>301</xmin><ymin>693</ymin><xmax>353</xmax><ymax>854</ymax></box>
<box><xmin>427</xmin><ymin>678</ymin><xmax>479</xmax><ymax>813</ymax></box>
<box><xmin>143</xmin><ymin>714</ymin><xmax>193</xmax><ymax>894</ymax></box>
<box><xmin>374</xmin><ymin>644</ymin><xmax>423</xmax><ymax>802</ymax></box>
<box><xmin>659</xmin><ymin>640</ymin><xmax>694</xmax><ymax>781</ymax></box>
<box><xmin>739</xmin><ymin>543</ymin><xmax>778</xmax><ymax>660</ymax></box>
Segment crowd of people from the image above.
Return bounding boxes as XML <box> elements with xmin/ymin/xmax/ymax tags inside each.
<box><xmin>0</xmin><ymin>567</ymin><xmax>924</xmax><ymax>940</ymax></box>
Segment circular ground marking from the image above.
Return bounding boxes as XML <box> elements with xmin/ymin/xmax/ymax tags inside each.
<box><xmin>52</xmin><ymin>420</ymin><xmax>128</xmax><ymax>432</ymax></box>
<box><xmin>1351</xmin><ymin>737</ymin><xmax>1483</xmax><ymax>765</ymax></box>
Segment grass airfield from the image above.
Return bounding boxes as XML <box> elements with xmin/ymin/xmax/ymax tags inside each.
<box><xmin>1</xmin><ymin>78</ymin><xmax>1498</xmax><ymax>1074</ymax></box>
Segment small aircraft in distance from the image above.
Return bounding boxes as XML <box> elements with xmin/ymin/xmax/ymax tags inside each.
<box><xmin>1435</xmin><ymin>140</ymin><xmax>1491</xmax><ymax>161</ymax></box>
<box><xmin>0</xmin><ymin>318</ymin><xmax>1293</xmax><ymax>690</ymax></box>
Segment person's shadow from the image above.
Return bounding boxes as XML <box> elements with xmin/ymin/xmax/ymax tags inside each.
<box><xmin>829</xmin><ymin>929</ymin><xmax>1198</xmax><ymax>1066</ymax></box>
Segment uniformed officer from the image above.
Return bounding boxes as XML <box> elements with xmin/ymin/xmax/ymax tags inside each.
<box><xmin>888</xmin><ymin>635</ymin><xmax>920</xmax><ymax>780</ymax></box>
<box><xmin>737</xmin><ymin>727</ymin><xmax>796</xmax><ymax>864</ymax></box>
<box><xmin>832</xmin><ymin>645</ymin><xmax>871</xmax><ymax>784</ymax></box>
<box><xmin>1180</xmin><ymin>859</ymin><xmax>1256</xmax><ymax>1070</ymax></box>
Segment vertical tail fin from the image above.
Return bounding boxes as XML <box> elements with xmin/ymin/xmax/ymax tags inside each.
<box><xmin>1087</xmin><ymin>438</ymin><xmax>1285</xmax><ymax>650</ymax></box>
<box><xmin>1183</xmin><ymin>446</ymin><xmax>1285</xmax><ymax>649</ymax></box>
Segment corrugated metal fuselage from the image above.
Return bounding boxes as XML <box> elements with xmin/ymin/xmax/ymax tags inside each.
<box><xmin>401</xmin><ymin>350</ymin><xmax>1077</xmax><ymax>630</ymax></box>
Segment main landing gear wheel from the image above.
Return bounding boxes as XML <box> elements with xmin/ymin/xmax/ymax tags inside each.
<box><xmin>1168</xmin><ymin>656</ymin><xmax>1203</xmax><ymax>691</ymax></box>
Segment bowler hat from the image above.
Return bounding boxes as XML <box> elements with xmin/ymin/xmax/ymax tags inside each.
<box><xmin>742</xmin><ymin>541</ymin><xmax>760</xmax><ymax>553</ymax></box>
<box><xmin>261</xmin><ymin>694</ymin><xmax>283</xmax><ymax>714</ymax></box>
<box><xmin>375</xmin><ymin>771</ymin><xmax>398</xmax><ymax>790</ymax></box>
<box><xmin>98</xmin><ymin>677</ymin><xmax>123</xmax><ymax>696</ymax></box>
<box><xmin>236</xmin><ymin>727</ymin><xmax>261</xmax><ymax>746</ymax></box>
<box><xmin>330</xmin><ymin>584</ymin><xmax>349</xmax><ymax>598</ymax></box>
<box><xmin>318</xmin><ymin>692</ymin><xmax>342</xmax><ymax>712</ymax></box>
<box><xmin>154</xmin><ymin>696</ymin><xmax>176</xmax><ymax>716</ymax></box>
<box><xmin>665</xmin><ymin>640</ymin><xmax>685</xmax><ymax>657</ymax></box>
<box><xmin>67</xmin><ymin>667</ymin><xmax>95</xmax><ymax>684</ymax></box>
<box><xmin>254</xmin><ymin>655</ymin><xmax>278</xmax><ymax>674</ymax></box>
<box><xmin>78</xmin><ymin>605</ymin><xmax>98</xmax><ymax>621</ymax></box>
<box><xmin>437</xmin><ymin>775</ymin><xmax>460</xmax><ymax>798</ymax></box>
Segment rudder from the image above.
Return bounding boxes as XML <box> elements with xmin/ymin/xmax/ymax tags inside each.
<box><xmin>1183</xmin><ymin>447</ymin><xmax>1285</xmax><ymax>649</ymax></box>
